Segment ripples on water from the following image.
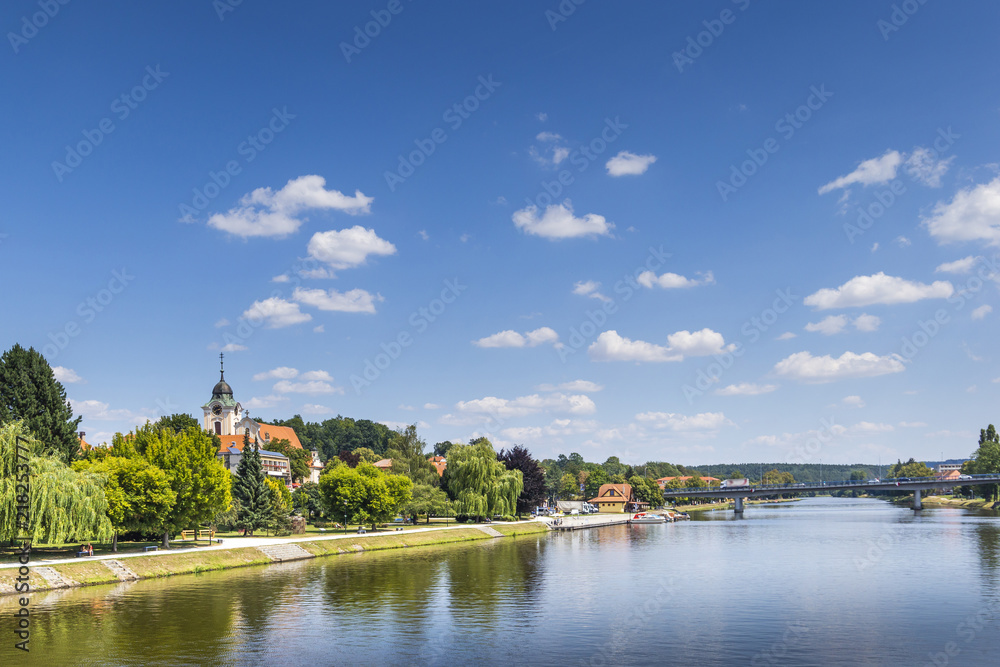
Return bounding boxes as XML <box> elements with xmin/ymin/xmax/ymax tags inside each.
<box><xmin>8</xmin><ymin>497</ymin><xmax>1000</xmax><ymax>666</ymax></box>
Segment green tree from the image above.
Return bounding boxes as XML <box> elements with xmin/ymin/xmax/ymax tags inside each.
<box><xmin>318</xmin><ymin>461</ymin><xmax>412</xmax><ymax>530</ymax></box>
<box><xmin>887</xmin><ymin>458</ymin><xmax>936</xmax><ymax>479</ymax></box>
<box><xmin>629</xmin><ymin>476</ymin><xmax>662</xmax><ymax>509</ymax></box>
<box><xmin>74</xmin><ymin>455</ymin><xmax>176</xmax><ymax>551</ymax></box>
<box><xmin>498</xmin><ymin>445</ymin><xmax>547</xmax><ymax>517</ymax></box>
<box><xmin>144</xmin><ymin>426</ymin><xmax>232</xmax><ymax>548</ymax></box>
<box><xmin>966</xmin><ymin>425</ymin><xmax>1000</xmax><ymax>501</ymax></box>
<box><xmin>1</xmin><ymin>421</ymin><xmax>113</xmax><ymax>544</ymax></box>
<box><xmin>154</xmin><ymin>413</ymin><xmax>200</xmax><ymax>433</ymax></box>
<box><xmin>447</xmin><ymin>439</ymin><xmax>523</xmax><ymax>518</ymax></box>
<box><xmin>0</xmin><ymin>344</ymin><xmax>82</xmax><ymax>463</ymax></box>
<box><xmin>558</xmin><ymin>472</ymin><xmax>578</xmax><ymax>499</ymax></box>
<box><xmin>387</xmin><ymin>425</ymin><xmax>438</xmax><ymax>486</ymax></box>
<box><xmin>404</xmin><ymin>483</ymin><xmax>453</xmax><ymax>524</ymax></box>
<box><xmin>602</xmin><ymin>456</ymin><xmax>627</xmax><ymax>478</ymax></box>
<box><xmin>266</xmin><ymin>477</ymin><xmax>293</xmax><ymax>535</ymax></box>
<box><xmin>585</xmin><ymin>467</ymin><xmax>610</xmax><ymax>499</ymax></box>
<box><xmin>433</xmin><ymin>441</ymin><xmax>454</xmax><ymax>457</ymax></box>
<box><xmin>232</xmin><ymin>435</ymin><xmax>270</xmax><ymax>536</ymax></box>
<box><xmin>353</xmin><ymin>446</ymin><xmax>380</xmax><ymax>464</ymax></box>
<box><xmin>292</xmin><ymin>481</ymin><xmax>324</xmax><ymax>520</ymax></box>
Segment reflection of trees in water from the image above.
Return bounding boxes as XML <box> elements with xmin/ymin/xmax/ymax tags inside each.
<box><xmin>975</xmin><ymin>522</ymin><xmax>1000</xmax><ymax>584</ymax></box>
<box><xmin>16</xmin><ymin>573</ymin><xmax>237</xmax><ymax>664</ymax></box>
<box><xmin>444</xmin><ymin>537</ymin><xmax>545</xmax><ymax>625</ymax></box>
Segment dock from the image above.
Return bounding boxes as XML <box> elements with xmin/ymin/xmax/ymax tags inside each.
<box><xmin>546</xmin><ymin>515</ymin><xmax>632</xmax><ymax>531</ymax></box>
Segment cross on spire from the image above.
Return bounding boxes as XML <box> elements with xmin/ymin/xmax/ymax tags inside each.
<box><xmin>219</xmin><ymin>352</ymin><xmax>225</xmax><ymax>380</ymax></box>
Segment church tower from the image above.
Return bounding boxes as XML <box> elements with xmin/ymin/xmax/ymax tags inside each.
<box><xmin>202</xmin><ymin>354</ymin><xmax>242</xmax><ymax>436</ymax></box>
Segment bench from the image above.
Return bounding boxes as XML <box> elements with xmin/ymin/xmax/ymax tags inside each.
<box><xmin>198</xmin><ymin>530</ymin><xmax>215</xmax><ymax>541</ymax></box>
<box><xmin>76</xmin><ymin>551</ymin><xmax>88</xmax><ymax>558</ymax></box>
<box><xmin>180</xmin><ymin>530</ymin><xmax>196</xmax><ymax>540</ymax></box>
<box><xmin>143</xmin><ymin>546</ymin><xmax>157</xmax><ymax>552</ymax></box>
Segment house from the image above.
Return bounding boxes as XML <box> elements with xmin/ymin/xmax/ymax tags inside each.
<box><xmin>373</xmin><ymin>458</ymin><xmax>393</xmax><ymax>471</ymax></box>
<box><xmin>218</xmin><ymin>437</ymin><xmax>291</xmax><ymax>484</ymax></box>
<box><xmin>937</xmin><ymin>462</ymin><xmax>965</xmax><ymax>474</ymax></box>
<box><xmin>428</xmin><ymin>455</ymin><xmax>447</xmax><ymax>476</ymax></box>
<box><xmin>656</xmin><ymin>475</ymin><xmax>721</xmax><ymax>490</ymax></box>
<box><xmin>588</xmin><ymin>483</ymin><xmax>648</xmax><ymax>513</ymax></box>
<box><xmin>935</xmin><ymin>469</ymin><xmax>961</xmax><ymax>482</ymax></box>
<box><xmin>307</xmin><ymin>450</ymin><xmax>323</xmax><ymax>484</ymax></box>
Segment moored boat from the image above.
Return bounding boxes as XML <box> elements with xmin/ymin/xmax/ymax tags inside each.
<box><xmin>630</xmin><ymin>512</ymin><xmax>666</xmax><ymax>524</ymax></box>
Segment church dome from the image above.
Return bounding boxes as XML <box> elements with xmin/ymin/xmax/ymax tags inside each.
<box><xmin>212</xmin><ymin>377</ymin><xmax>233</xmax><ymax>398</ymax></box>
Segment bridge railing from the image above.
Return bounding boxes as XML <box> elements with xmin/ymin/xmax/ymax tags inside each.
<box><xmin>661</xmin><ymin>473</ymin><xmax>999</xmax><ymax>495</ymax></box>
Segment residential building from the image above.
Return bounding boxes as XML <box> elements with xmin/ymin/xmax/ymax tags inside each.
<box><xmin>656</xmin><ymin>475</ymin><xmax>721</xmax><ymax>489</ymax></box>
<box><xmin>588</xmin><ymin>483</ymin><xmax>648</xmax><ymax>513</ymax></box>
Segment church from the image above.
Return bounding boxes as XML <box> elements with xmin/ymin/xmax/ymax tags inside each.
<box><xmin>203</xmin><ymin>356</ymin><xmax>323</xmax><ymax>486</ymax></box>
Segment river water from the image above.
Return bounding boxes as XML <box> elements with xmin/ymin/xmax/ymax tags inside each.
<box><xmin>6</xmin><ymin>497</ymin><xmax>1000</xmax><ymax>666</ymax></box>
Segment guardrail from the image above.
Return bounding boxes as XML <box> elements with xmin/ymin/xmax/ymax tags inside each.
<box><xmin>661</xmin><ymin>473</ymin><xmax>1000</xmax><ymax>495</ymax></box>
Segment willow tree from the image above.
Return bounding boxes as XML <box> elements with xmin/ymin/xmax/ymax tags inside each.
<box><xmin>447</xmin><ymin>439</ymin><xmax>522</xmax><ymax>519</ymax></box>
<box><xmin>1</xmin><ymin>421</ymin><xmax>112</xmax><ymax>545</ymax></box>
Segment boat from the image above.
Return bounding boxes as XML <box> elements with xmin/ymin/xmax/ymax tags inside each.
<box><xmin>630</xmin><ymin>512</ymin><xmax>666</xmax><ymax>524</ymax></box>
<box><xmin>663</xmin><ymin>510</ymin><xmax>690</xmax><ymax>521</ymax></box>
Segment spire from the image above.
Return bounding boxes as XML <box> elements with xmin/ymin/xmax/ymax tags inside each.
<box><xmin>220</xmin><ymin>352</ymin><xmax>225</xmax><ymax>381</ymax></box>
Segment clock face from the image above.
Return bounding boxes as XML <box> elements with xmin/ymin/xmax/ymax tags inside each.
<box><xmin>212</xmin><ymin>404</ymin><xmax>222</xmax><ymax>416</ymax></box>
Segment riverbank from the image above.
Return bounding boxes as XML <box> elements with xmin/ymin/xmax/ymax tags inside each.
<box><xmin>675</xmin><ymin>498</ymin><xmax>801</xmax><ymax>513</ymax></box>
<box><xmin>910</xmin><ymin>495</ymin><xmax>999</xmax><ymax>510</ymax></box>
<box><xmin>0</xmin><ymin>521</ymin><xmax>549</xmax><ymax>596</ymax></box>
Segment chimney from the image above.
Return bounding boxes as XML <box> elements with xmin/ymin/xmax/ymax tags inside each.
<box><xmin>78</xmin><ymin>431</ymin><xmax>86</xmax><ymax>439</ymax></box>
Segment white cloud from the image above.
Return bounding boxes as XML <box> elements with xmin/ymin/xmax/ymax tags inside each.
<box><xmin>418</xmin><ymin>229</ymin><xmax>429</xmax><ymax>241</ymax></box>
<box><xmin>818</xmin><ymin>150</ymin><xmax>902</xmax><ymax>194</ymax></box>
<box><xmin>313</xmin><ymin>325</ymin><xmax>325</xmax><ymax>333</ymax></box>
<box><xmin>972</xmin><ymin>305</ymin><xmax>992</xmax><ymax>320</ymax></box>
<box><xmin>501</xmin><ymin>418</ymin><xmax>599</xmax><ymax>443</ymax></box>
<box><xmin>871</xmin><ymin>242</ymin><xmax>879</xmax><ymax>253</ymax></box>
<box><xmin>637</xmin><ymin>270</ymin><xmax>714</xmax><ymax>289</ymax></box>
<box><xmin>894</xmin><ymin>235</ymin><xmax>911</xmax><ymax>248</ymax></box>
<box><xmin>206</xmin><ymin>175</ymin><xmax>372</xmax><ymax>237</ymax></box>
<box><xmin>242</xmin><ymin>297</ymin><xmax>312</xmax><ymax>328</ymax></box>
<box><xmin>398</xmin><ymin>404</ymin><xmax>415</xmax><ymax>411</ymax></box>
<box><xmin>53</xmin><ymin>366</ymin><xmax>82</xmax><ymax>383</ymax></box>
<box><xmin>635</xmin><ymin>411</ymin><xmax>733</xmax><ymax>431</ymax></box>
<box><xmin>306</xmin><ymin>226</ymin><xmax>396</xmax><ymax>271</ymax></box>
<box><xmin>273</xmin><ymin>379</ymin><xmax>343</xmax><ymax>395</ymax></box>
<box><xmin>243</xmin><ymin>394</ymin><xmax>288</xmax><ymax>410</ymax></box>
<box><xmin>454</xmin><ymin>393</ymin><xmax>597</xmax><ymax>419</ymax></box>
<box><xmin>535</xmin><ymin>380</ymin><xmax>603</xmax><ymax>393</ymax></box>
<box><xmin>935</xmin><ymin>256</ymin><xmax>978</xmax><ymax>274</ymax></box>
<box><xmin>536</xmin><ymin>131</ymin><xmax>562</xmax><ymax>142</ymax></box>
<box><xmin>904</xmin><ymin>147</ymin><xmax>954</xmax><ymax>187</ymax></box>
<box><xmin>666</xmin><ymin>329</ymin><xmax>733</xmax><ymax>356</ymax></box>
<box><xmin>214</xmin><ymin>318</ymin><xmax>230</xmax><ymax>327</ymax></box>
<box><xmin>552</xmin><ymin>147</ymin><xmax>570</xmax><ymax>165</ymax></box>
<box><xmin>923</xmin><ymin>177</ymin><xmax>1000</xmax><ymax>245</ymax></box>
<box><xmin>512</xmin><ymin>201</ymin><xmax>613</xmax><ymax>240</ymax></box>
<box><xmin>573</xmin><ymin>280</ymin><xmax>611</xmax><ymax>302</ymax></box>
<box><xmin>805</xmin><ymin>315</ymin><xmax>848</xmax><ymax>335</ymax></box>
<box><xmin>473</xmin><ymin>327</ymin><xmax>559</xmax><ymax>348</ymax></box>
<box><xmin>588</xmin><ymin>331</ymin><xmax>681</xmax><ymax>363</ymax></box>
<box><xmin>605</xmin><ymin>150</ymin><xmax>657</xmax><ymax>176</ymax></box>
<box><xmin>300</xmin><ymin>370</ymin><xmax>334</xmax><ymax>381</ymax></box>
<box><xmin>293</xmin><ymin>287</ymin><xmax>381</xmax><ymax>314</ymax></box>
<box><xmin>715</xmin><ymin>383</ymin><xmax>777</xmax><ymax>396</ymax></box>
<box><xmin>841</xmin><ymin>395</ymin><xmax>865</xmax><ymax>408</ymax></box>
<box><xmin>221</xmin><ymin>343</ymin><xmax>248</xmax><ymax>352</ymax></box>
<box><xmin>252</xmin><ymin>367</ymin><xmax>299</xmax><ymax>381</ymax></box>
<box><xmin>776</xmin><ymin>332</ymin><xmax>797</xmax><ymax>340</ymax></box>
<box><xmin>853</xmin><ymin>314</ymin><xmax>881</xmax><ymax>332</ymax></box>
<box><xmin>805</xmin><ymin>273</ymin><xmax>953</xmax><ymax>309</ymax></box>
<box><xmin>302</xmin><ymin>403</ymin><xmax>333</xmax><ymax>415</ymax></box>
<box><xmin>424</xmin><ymin>403</ymin><xmax>442</xmax><ymax>410</ymax></box>
<box><xmin>271</xmin><ymin>274</ymin><xmax>290</xmax><ymax>283</ymax></box>
<box><xmin>70</xmin><ymin>399</ymin><xmax>149</xmax><ymax>424</ymax></box>
<box><xmin>898</xmin><ymin>421</ymin><xmax>927</xmax><ymax>428</ymax></box>
<box><xmin>850</xmin><ymin>421</ymin><xmax>894</xmax><ymax>433</ymax></box>
<box><xmin>536</xmin><ymin>112</ymin><xmax>548</xmax><ymax>122</ymax></box>
<box><xmin>773</xmin><ymin>351</ymin><xmax>906</xmax><ymax>383</ymax></box>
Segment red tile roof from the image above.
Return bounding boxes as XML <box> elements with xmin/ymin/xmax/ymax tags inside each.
<box><xmin>428</xmin><ymin>455</ymin><xmax>447</xmax><ymax>476</ymax></box>
<box><xmin>373</xmin><ymin>458</ymin><xmax>393</xmax><ymax>469</ymax></box>
<box><xmin>258</xmin><ymin>423</ymin><xmax>303</xmax><ymax>449</ymax></box>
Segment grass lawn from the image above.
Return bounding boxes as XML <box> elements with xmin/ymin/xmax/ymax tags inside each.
<box><xmin>0</xmin><ymin>539</ymin><xmax>163</xmax><ymax>564</ymax></box>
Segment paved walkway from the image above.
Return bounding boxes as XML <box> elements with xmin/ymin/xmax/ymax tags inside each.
<box><xmin>0</xmin><ymin>520</ymin><xmax>546</xmax><ymax>570</ymax></box>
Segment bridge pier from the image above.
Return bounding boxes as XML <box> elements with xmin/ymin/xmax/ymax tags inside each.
<box><xmin>734</xmin><ymin>497</ymin><xmax>744</xmax><ymax>514</ymax></box>
<box><xmin>913</xmin><ymin>489</ymin><xmax>922</xmax><ymax>510</ymax></box>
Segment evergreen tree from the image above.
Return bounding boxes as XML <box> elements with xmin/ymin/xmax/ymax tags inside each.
<box><xmin>0</xmin><ymin>344</ymin><xmax>81</xmax><ymax>463</ymax></box>
<box><xmin>233</xmin><ymin>432</ymin><xmax>270</xmax><ymax>536</ymax></box>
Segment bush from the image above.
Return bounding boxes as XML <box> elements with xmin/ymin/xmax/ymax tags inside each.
<box><xmin>455</xmin><ymin>514</ymin><xmax>470</xmax><ymax>523</ymax></box>
<box><xmin>501</xmin><ymin>515</ymin><xmax>516</xmax><ymax>522</ymax></box>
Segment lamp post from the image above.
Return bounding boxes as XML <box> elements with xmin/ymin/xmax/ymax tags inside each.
<box><xmin>343</xmin><ymin>501</ymin><xmax>348</xmax><ymax>535</ymax></box>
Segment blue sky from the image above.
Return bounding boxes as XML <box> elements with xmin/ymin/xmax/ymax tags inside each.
<box><xmin>4</xmin><ymin>1</ymin><xmax>1000</xmax><ymax>465</ymax></box>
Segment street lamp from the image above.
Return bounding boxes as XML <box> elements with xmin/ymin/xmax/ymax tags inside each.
<box><xmin>343</xmin><ymin>501</ymin><xmax>348</xmax><ymax>535</ymax></box>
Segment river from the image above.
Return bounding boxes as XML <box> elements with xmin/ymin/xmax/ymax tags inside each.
<box><xmin>6</xmin><ymin>497</ymin><xmax>1000</xmax><ymax>666</ymax></box>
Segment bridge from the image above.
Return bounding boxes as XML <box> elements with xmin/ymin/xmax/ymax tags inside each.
<box><xmin>661</xmin><ymin>474</ymin><xmax>1000</xmax><ymax>512</ymax></box>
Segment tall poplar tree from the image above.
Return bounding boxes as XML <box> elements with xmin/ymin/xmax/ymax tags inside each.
<box><xmin>233</xmin><ymin>432</ymin><xmax>270</xmax><ymax>535</ymax></box>
<box><xmin>0</xmin><ymin>344</ymin><xmax>81</xmax><ymax>463</ymax></box>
